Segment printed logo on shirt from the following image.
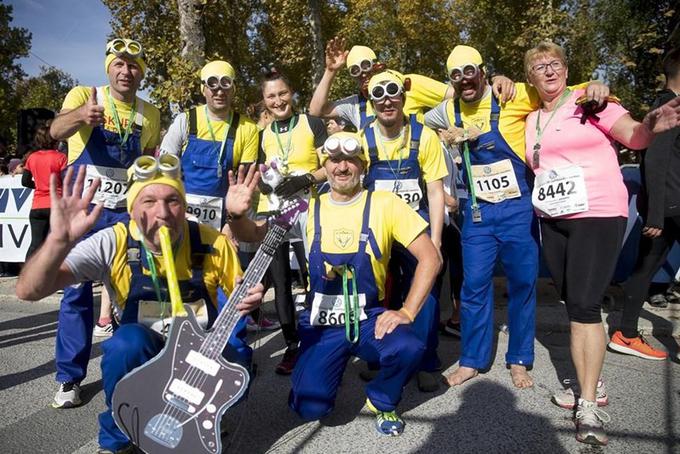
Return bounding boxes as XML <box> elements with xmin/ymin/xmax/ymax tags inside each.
<box><xmin>333</xmin><ymin>228</ymin><xmax>354</xmax><ymax>250</ymax></box>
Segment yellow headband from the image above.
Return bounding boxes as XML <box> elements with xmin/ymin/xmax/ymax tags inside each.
<box><xmin>320</xmin><ymin>132</ymin><xmax>367</xmax><ymax>165</ymax></box>
<box><xmin>367</xmin><ymin>70</ymin><xmax>404</xmax><ymax>95</ymax></box>
<box><xmin>446</xmin><ymin>45</ymin><xmax>483</xmax><ymax>74</ymax></box>
<box><xmin>126</xmin><ymin>170</ymin><xmax>186</xmax><ymax>212</ymax></box>
<box><xmin>200</xmin><ymin>60</ymin><xmax>236</xmax><ymax>82</ymax></box>
<box><xmin>346</xmin><ymin>45</ymin><xmax>377</xmax><ymax>69</ymax></box>
<box><xmin>105</xmin><ymin>53</ymin><xmax>147</xmax><ymax>76</ymax></box>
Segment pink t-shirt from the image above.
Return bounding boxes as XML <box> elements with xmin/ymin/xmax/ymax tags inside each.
<box><xmin>525</xmin><ymin>89</ymin><xmax>629</xmax><ymax>219</ymax></box>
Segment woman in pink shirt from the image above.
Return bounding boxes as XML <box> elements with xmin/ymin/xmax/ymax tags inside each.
<box><xmin>524</xmin><ymin>41</ymin><xmax>680</xmax><ymax>446</ymax></box>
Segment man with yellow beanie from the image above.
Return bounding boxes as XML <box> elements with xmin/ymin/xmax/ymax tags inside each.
<box><xmin>47</xmin><ymin>38</ymin><xmax>161</xmax><ymax>411</ymax></box>
<box><xmin>16</xmin><ymin>158</ymin><xmax>264</xmax><ymax>453</ymax></box>
<box><xmin>309</xmin><ymin>37</ymin><xmax>453</xmax><ymax>130</ymax></box>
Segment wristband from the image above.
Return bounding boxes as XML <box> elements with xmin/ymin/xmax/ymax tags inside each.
<box><xmin>399</xmin><ymin>307</ymin><xmax>415</xmax><ymax>323</ymax></box>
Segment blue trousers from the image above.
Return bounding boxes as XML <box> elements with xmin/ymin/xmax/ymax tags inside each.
<box><xmin>460</xmin><ymin>198</ymin><xmax>538</xmax><ymax>369</ymax></box>
<box><xmin>98</xmin><ymin>315</ymin><xmax>250</xmax><ymax>451</ymax></box>
<box><xmin>55</xmin><ymin>208</ymin><xmax>129</xmax><ymax>383</ymax></box>
<box><xmin>289</xmin><ymin>309</ymin><xmax>424</xmax><ymax>420</ymax></box>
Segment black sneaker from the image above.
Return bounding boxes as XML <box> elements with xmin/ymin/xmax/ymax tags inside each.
<box><xmin>440</xmin><ymin>319</ymin><xmax>461</xmax><ymax>338</ymax></box>
<box><xmin>275</xmin><ymin>346</ymin><xmax>299</xmax><ymax>375</ymax></box>
<box><xmin>648</xmin><ymin>294</ymin><xmax>669</xmax><ymax>308</ymax></box>
<box><xmin>52</xmin><ymin>381</ymin><xmax>82</xmax><ymax>408</ymax></box>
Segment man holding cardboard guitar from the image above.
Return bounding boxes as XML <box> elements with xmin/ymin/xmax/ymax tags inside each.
<box><xmin>16</xmin><ymin>155</ymin><xmax>266</xmax><ymax>454</ymax></box>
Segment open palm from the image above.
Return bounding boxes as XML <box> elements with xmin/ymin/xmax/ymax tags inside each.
<box><xmin>49</xmin><ymin>166</ymin><xmax>103</xmax><ymax>244</ymax></box>
<box><xmin>645</xmin><ymin>96</ymin><xmax>680</xmax><ymax>133</ymax></box>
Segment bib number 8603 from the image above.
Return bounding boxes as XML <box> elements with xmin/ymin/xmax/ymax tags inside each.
<box><xmin>316</xmin><ymin>310</ymin><xmax>357</xmax><ymax>326</ymax></box>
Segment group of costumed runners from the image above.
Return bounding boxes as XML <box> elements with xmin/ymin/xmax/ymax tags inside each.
<box><xmin>14</xmin><ymin>35</ymin><xmax>680</xmax><ymax>453</ymax></box>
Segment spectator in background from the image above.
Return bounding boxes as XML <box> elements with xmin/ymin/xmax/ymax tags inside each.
<box><xmin>9</xmin><ymin>158</ymin><xmax>23</xmax><ymax>176</ymax></box>
<box><xmin>22</xmin><ymin>125</ymin><xmax>68</xmax><ymax>258</ymax></box>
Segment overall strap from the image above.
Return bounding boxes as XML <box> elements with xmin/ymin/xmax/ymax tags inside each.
<box><xmin>187</xmin><ymin>220</ymin><xmax>212</xmax><ymax>274</ymax></box>
<box><xmin>453</xmin><ymin>99</ymin><xmax>464</xmax><ymax>128</ymax></box>
<box><xmin>489</xmin><ymin>95</ymin><xmax>501</xmax><ymax>131</ymax></box>
<box><xmin>358</xmin><ymin>191</ymin><xmax>373</xmax><ymax>256</ymax></box>
<box><xmin>364</xmin><ymin>125</ymin><xmax>380</xmax><ymax>165</ymax></box>
<box><xmin>188</xmin><ymin>107</ymin><xmax>198</xmax><ymax>136</ymax></box>
<box><xmin>313</xmin><ymin>196</ymin><xmax>322</xmax><ymax>244</ymax></box>
<box><xmin>408</xmin><ymin>114</ymin><xmax>424</xmax><ymax>161</ymax></box>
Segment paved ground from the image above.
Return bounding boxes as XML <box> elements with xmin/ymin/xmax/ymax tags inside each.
<box><xmin>0</xmin><ymin>276</ymin><xmax>679</xmax><ymax>453</ymax></box>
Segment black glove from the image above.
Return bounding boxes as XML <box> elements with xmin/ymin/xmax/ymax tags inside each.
<box><xmin>258</xmin><ymin>180</ymin><xmax>274</xmax><ymax>195</ymax></box>
<box><xmin>274</xmin><ymin>173</ymin><xmax>315</xmax><ymax>198</ymax></box>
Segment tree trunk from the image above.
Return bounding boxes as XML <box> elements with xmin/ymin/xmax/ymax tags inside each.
<box><xmin>176</xmin><ymin>0</ymin><xmax>206</xmax><ymax>66</ymax></box>
<box><xmin>307</xmin><ymin>0</ymin><xmax>324</xmax><ymax>87</ymax></box>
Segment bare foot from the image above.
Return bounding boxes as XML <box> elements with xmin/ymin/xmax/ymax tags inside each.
<box><xmin>444</xmin><ymin>366</ymin><xmax>478</xmax><ymax>387</ymax></box>
<box><xmin>510</xmin><ymin>364</ymin><xmax>533</xmax><ymax>388</ymax></box>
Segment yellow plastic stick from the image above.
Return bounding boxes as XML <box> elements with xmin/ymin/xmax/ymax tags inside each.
<box><xmin>158</xmin><ymin>226</ymin><xmax>187</xmax><ymax>317</ymax></box>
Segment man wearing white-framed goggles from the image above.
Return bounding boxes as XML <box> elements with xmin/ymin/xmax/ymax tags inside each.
<box><xmin>369</xmin><ymin>81</ymin><xmax>404</xmax><ymax>102</ymax></box>
<box><xmin>320</xmin><ymin>133</ymin><xmax>366</xmax><ymax>164</ymax></box>
<box><xmin>129</xmin><ymin>154</ymin><xmax>182</xmax><ymax>183</ymax></box>
<box><xmin>203</xmin><ymin>75</ymin><xmax>234</xmax><ymax>91</ymax></box>
<box><xmin>448</xmin><ymin>63</ymin><xmax>480</xmax><ymax>83</ymax></box>
<box><xmin>348</xmin><ymin>58</ymin><xmax>375</xmax><ymax>78</ymax></box>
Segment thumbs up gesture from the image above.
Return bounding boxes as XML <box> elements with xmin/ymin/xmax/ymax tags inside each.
<box><xmin>79</xmin><ymin>86</ymin><xmax>105</xmax><ymax>127</ymax></box>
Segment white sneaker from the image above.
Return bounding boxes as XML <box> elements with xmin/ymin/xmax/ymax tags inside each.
<box><xmin>52</xmin><ymin>382</ymin><xmax>82</xmax><ymax>408</ymax></box>
<box><xmin>552</xmin><ymin>378</ymin><xmax>608</xmax><ymax>409</ymax></box>
<box><xmin>93</xmin><ymin>321</ymin><xmax>113</xmax><ymax>338</ymax></box>
<box><xmin>575</xmin><ymin>398</ymin><xmax>611</xmax><ymax>445</ymax></box>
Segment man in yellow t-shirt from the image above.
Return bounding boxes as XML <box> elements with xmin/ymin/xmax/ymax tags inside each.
<box><xmin>309</xmin><ymin>37</ymin><xmax>452</xmax><ymax>130</ymax></box>
<box><xmin>160</xmin><ymin>60</ymin><xmax>260</xmax><ymax>230</ymax></box>
<box><xmin>47</xmin><ymin>38</ymin><xmax>161</xmax><ymax>410</ymax></box>
<box><xmin>225</xmin><ymin>132</ymin><xmax>440</xmax><ymax>436</ymax></box>
<box><xmin>16</xmin><ymin>156</ymin><xmax>264</xmax><ymax>453</ymax></box>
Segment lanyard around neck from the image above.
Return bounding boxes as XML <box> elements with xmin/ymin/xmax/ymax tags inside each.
<box><xmin>342</xmin><ymin>264</ymin><xmax>360</xmax><ymax>343</ymax></box>
<box><xmin>105</xmin><ymin>86</ymin><xmax>137</xmax><ymax>148</ymax></box>
<box><xmin>140</xmin><ymin>243</ymin><xmax>169</xmax><ymax>324</ymax></box>
<box><xmin>204</xmin><ymin>105</ymin><xmax>233</xmax><ymax>178</ymax></box>
<box><xmin>376</xmin><ymin>122</ymin><xmax>410</xmax><ymax>180</ymax></box>
<box><xmin>273</xmin><ymin>115</ymin><xmax>297</xmax><ymax>165</ymax></box>
<box><xmin>535</xmin><ymin>89</ymin><xmax>571</xmax><ymax>146</ymax></box>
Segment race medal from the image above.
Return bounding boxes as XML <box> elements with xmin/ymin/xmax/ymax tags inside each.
<box><xmin>84</xmin><ymin>165</ymin><xmax>129</xmax><ymax>209</ymax></box>
<box><xmin>310</xmin><ymin>292</ymin><xmax>367</xmax><ymax>326</ymax></box>
<box><xmin>470</xmin><ymin>159</ymin><xmax>521</xmax><ymax>203</ymax></box>
<box><xmin>532</xmin><ymin>166</ymin><xmax>589</xmax><ymax>217</ymax></box>
<box><xmin>185</xmin><ymin>193</ymin><xmax>224</xmax><ymax>230</ymax></box>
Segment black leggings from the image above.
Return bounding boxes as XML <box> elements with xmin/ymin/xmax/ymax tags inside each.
<box><xmin>27</xmin><ymin>208</ymin><xmax>51</xmax><ymax>259</ymax></box>
<box><xmin>267</xmin><ymin>241</ymin><xmax>299</xmax><ymax>345</ymax></box>
<box><xmin>621</xmin><ymin>216</ymin><xmax>680</xmax><ymax>337</ymax></box>
<box><xmin>541</xmin><ymin>217</ymin><xmax>626</xmax><ymax>323</ymax></box>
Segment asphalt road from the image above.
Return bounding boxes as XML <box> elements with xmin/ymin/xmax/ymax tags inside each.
<box><xmin>0</xmin><ymin>285</ymin><xmax>679</xmax><ymax>453</ymax></box>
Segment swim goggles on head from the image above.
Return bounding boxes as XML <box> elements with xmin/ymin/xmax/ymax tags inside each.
<box><xmin>106</xmin><ymin>38</ymin><xmax>144</xmax><ymax>59</ymax></box>
<box><xmin>348</xmin><ymin>59</ymin><xmax>374</xmax><ymax>78</ymax></box>
<box><xmin>448</xmin><ymin>63</ymin><xmax>480</xmax><ymax>83</ymax></box>
<box><xmin>322</xmin><ymin>136</ymin><xmax>362</xmax><ymax>159</ymax></box>
<box><xmin>131</xmin><ymin>155</ymin><xmax>181</xmax><ymax>182</ymax></box>
<box><xmin>203</xmin><ymin>75</ymin><xmax>234</xmax><ymax>90</ymax></box>
<box><xmin>369</xmin><ymin>81</ymin><xmax>403</xmax><ymax>102</ymax></box>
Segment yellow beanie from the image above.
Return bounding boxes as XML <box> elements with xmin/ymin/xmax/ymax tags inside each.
<box><xmin>105</xmin><ymin>39</ymin><xmax>147</xmax><ymax>75</ymax></box>
<box><xmin>126</xmin><ymin>157</ymin><xmax>186</xmax><ymax>212</ymax></box>
<box><xmin>320</xmin><ymin>132</ymin><xmax>367</xmax><ymax>165</ymax></box>
<box><xmin>446</xmin><ymin>45</ymin><xmax>483</xmax><ymax>74</ymax></box>
<box><xmin>200</xmin><ymin>60</ymin><xmax>236</xmax><ymax>81</ymax></box>
<box><xmin>346</xmin><ymin>45</ymin><xmax>377</xmax><ymax>69</ymax></box>
<box><xmin>367</xmin><ymin>69</ymin><xmax>404</xmax><ymax>95</ymax></box>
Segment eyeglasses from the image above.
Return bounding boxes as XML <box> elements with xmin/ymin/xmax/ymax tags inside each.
<box><xmin>131</xmin><ymin>155</ymin><xmax>181</xmax><ymax>182</ymax></box>
<box><xmin>448</xmin><ymin>63</ymin><xmax>480</xmax><ymax>83</ymax></box>
<box><xmin>531</xmin><ymin>60</ymin><xmax>565</xmax><ymax>74</ymax></box>
<box><xmin>203</xmin><ymin>75</ymin><xmax>234</xmax><ymax>91</ymax></box>
<box><xmin>106</xmin><ymin>39</ymin><xmax>144</xmax><ymax>59</ymax></box>
<box><xmin>369</xmin><ymin>81</ymin><xmax>403</xmax><ymax>102</ymax></box>
<box><xmin>323</xmin><ymin>136</ymin><xmax>362</xmax><ymax>159</ymax></box>
<box><xmin>348</xmin><ymin>59</ymin><xmax>374</xmax><ymax>78</ymax></box>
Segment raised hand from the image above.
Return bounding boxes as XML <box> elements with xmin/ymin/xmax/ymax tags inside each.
<box><xmin>80</xmin><ymin>86</ymin><xmax>105</xmax><ymax>127</ymax></box>
<box><xmin>49</xmin><ymin>166</ymin><xmax>103</xmax><ymax>245</ymax></box>
<box><xmin>643</xmin><ymin>96</ymin><xmax>680</xmax><ymax>134</ymax></box>
<box><xmin>325</xmin><ymin>36</ymin><xmax>349</xmax><ymax>72</ymax></box>
<box><xmin>226</xmin><ymin>164</ymin><xmax>260</xmax><ymax>218</ymax></box>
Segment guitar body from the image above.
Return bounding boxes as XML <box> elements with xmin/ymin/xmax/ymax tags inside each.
<box><xmin>112</xmin><ymin>309</ymin><xmax>249</xmax><ymax>454</ymax></box>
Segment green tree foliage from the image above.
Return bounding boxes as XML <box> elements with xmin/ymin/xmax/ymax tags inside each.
<box><xmin>0</xmin><ymin>2</ymin><xmax>31</xmax><ymax>144</ymax></box>
<box><xmin>16</xmin><ymin>66</ymin><xmax>77</xmax><ymax>112</ymax></box>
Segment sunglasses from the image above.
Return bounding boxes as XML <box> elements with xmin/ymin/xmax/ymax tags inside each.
<box><xmin>448</xmin><ymin>63</ymin><xmax>480</xmax><ymax>83</ymax></box>
<box><xmin>369</xmin><ymin>81</ymin><xmax>403</xmax><ymax>102</ymax></box>
<box><xmin>106</xmin><ymin>39</ymin><xmax>144</xmax><ymax>59</ymax></box>
<box><xmin>323</xmin><ymin>137</ymin><xmax>362</xmax><ymax>159</ymax></box>
<box><xmin>203</xmin><ymin>75</ymin><xmax>234</xmax><ymax>91</ymax></box>
<box><xmin>348</xmin><ymin>59</ymin><xmax>374</xmax><ymax>78</ymax></box>
<box><xmin>131</xmin><ymin>155</ymin><xmax>181</xmax><ymax>182</ymax></box>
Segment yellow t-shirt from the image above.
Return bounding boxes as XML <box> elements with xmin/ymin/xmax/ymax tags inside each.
<box><xmin>184</xmin><ymin>106</ymin><xmax>259</xmax><ymax>165</ymax></box>
<box><xmin>361</xmin><ymin>123</ymin><xmax>448</xmax><ymax>183</ymax></box>
<box><xmin>307</xmin><ymin>191</ymin><xmax>428</xmax><ymax>301</ymax></box>
<box><xmin>61</xmin><ymin>85</ymin><xmax>161</xmax><ymax>164</ymax></box>
<box><xmin>107</xmin><ymin>221</ymin><xmax>241</xmax><ymax>310</ymax></box>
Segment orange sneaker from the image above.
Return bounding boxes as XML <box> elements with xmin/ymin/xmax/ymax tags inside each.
<box><xmin>608</xmin><ymin>331</ymin><xmax>668</xmax><ymax>360</ymax></box>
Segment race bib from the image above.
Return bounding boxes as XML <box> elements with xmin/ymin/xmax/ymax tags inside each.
<box><xmin>138</xmin><ymin>299</ymin><xmax>209</xmax><ymax>336</ymax></box>
<box><xmin>374</xmin><ymin>178</ymin><xmax>422</xmax><ymax>209</ymax></box>
<box><xmin>84</xmin><ymin>165</ymin><xmax>128</xmax><ymax>209</ymax></box>
<box><xmin>310</xmin><ymin>292</ymin><xmax>367</xmax><ymax>326</ymax></box>
<box><xmin>532</xmin><ymin>166</ymin><xmax>589</xmax><ymax>217</ymax></box>
<box><xmin>185</xmin><ymin>193</ymin><xmax>224</xmax><ymax>230</ymax></box>
<box><xmin>470</xmin><ymin>159</ymin><xmax>521</xmax><ymax>203</ymax></box>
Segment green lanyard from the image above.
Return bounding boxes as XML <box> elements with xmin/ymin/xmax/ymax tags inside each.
<box><xmin>533</xmin><ymin>89</ymin><xmax>571</xmax><ymax>168</ymax></box>
<box><xmin>273</xmin><ymin>115</ymin><xmax>297</xmax><ymax>168</ymax></box>
<box><xmin>375</xmin><ymin>123</ymin><xmax>410</xmax><ymax>188</ymax></box>
<box><xmin>342</xmin><ymin>265</ymin><xmax>360</xmax><ymax>343</ymax></box>
<box><xmin>204</xmin><ymin>105</ymin><xmax>233</xmax><ymax>178</ymax></box>
<box><xmin>105</xmin><ymin>86</ymin><xmax>137</xmax><ymax>150</ymax></box>
<box><xmin>140</xmin><ymin>243</ymin><xmax>170</xmax><ymax>328</ymax></box>
<box><xmin>462</xmin><ymin>141</ymin><xmax>481</xmax><ymax>222</ymax></box>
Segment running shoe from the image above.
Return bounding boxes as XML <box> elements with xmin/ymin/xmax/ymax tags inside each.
<box><xmin>608</xmin><ymin>330</ymin><xmax>668</xmax><ymax>360</ymax></box>
<box><xmin>93</xmin><ymin>321</ymin><xmax>114</xmax><ymax>338</ymax></box>
<box><xmin>275</xmin><ymin>346</ymin><xmax>299</xmax><ymax>375</ymax></box>
<box><xmin>551</xmin><ymin>378</ymin><xmax>608</xmax><ymax>409</ymax></box>
<box><xmin>575</xmin><ymin>398</ymin><xmax>611</xmax><ymax>446</ymax></box>
<box><xmin>439</xmin><ymin>319</ymin><xmax>461</xmax><ymax>338</ymax></box>
<box><xmin>648</xmin><ymin>293</ymin><xmax>669</xmax><ymax>308</ymax></box>
<box><xmin>246</xmin><ymin>315</ymin><xmax>281</xmax><ymax>332</ymax></box>
<box><xmin>365</xmin><ymin>398</ymin><xmax>405</xmax><ymax>436</ymax></box>
<box><xmin>52</xmin><ymin>381</ymin><xmax>82</xmax><ymax>409</ymax></box>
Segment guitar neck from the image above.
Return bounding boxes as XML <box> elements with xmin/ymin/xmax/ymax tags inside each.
<box><xmin>202</xmin><ymin>222</ymin><xmax>289</xmax><ymax>357</ymax></box>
